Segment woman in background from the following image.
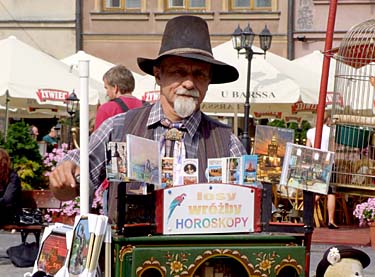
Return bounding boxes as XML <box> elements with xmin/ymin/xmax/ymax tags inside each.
<box><xmin>0</xmin><ymin>148</ymin><xmax>21</xmax><ymax>225</ymax></box>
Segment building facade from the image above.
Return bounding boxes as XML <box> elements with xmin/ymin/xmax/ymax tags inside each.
<box><xmin>0</xmin><ymin>0</ymin><xmax>76</xmax><ymax>59</ymax></box>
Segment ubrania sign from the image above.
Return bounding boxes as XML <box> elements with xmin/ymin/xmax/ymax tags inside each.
<box><xmin>159</xmin><ymin>183</ymin><xmax>260</xmax><ymax>235</ymax></box>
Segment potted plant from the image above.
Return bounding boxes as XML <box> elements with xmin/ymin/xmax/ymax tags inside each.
<box><xmin>43</xmin><ymin>143</ymin><xmax>104</xmax><ymax>224</ymax></box>
<box><xmin>353</xmin><ymin>198</ymin><xmax>375</xmax><ymax>248</ymax></box>
<box><xmin>0</xmin><ymin>121</ymin><xmax>46</xmax><ymax>190</ymax></box>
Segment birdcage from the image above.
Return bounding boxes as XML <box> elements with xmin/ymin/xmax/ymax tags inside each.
<box><xmin>330</xmin><ymin>19</ymin><xmax>375</xmax><ymax>196</ymax></box>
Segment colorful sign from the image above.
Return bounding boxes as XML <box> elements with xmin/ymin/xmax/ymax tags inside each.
<box><xmin>36</xmin><ymin>88</ymin><xmax>69</xmax><ymax>102</ymax></box>
<box><xmin>161</xmin><ymin>183</ymin><xmax>258</xmax><ymax>235</ymax></box>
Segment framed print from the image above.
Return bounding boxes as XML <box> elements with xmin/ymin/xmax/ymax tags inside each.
<box><xmin>68</xmin><ymin>216</ymin><xmax>90</xmax><ymax>276</ymax></box>
<box><xmin>280</xmin><ymin>143</ymin><xmax>334</xmax><ymax>194</ymax></box>
<box><xmin>36</xmin><ymin>231</ymin><xmax>68</xmax><ymax>275</ymax></box>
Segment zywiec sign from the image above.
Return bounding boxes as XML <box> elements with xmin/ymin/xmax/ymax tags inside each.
<box><xmin>36</xmin><ymin>89</ymin><xmax>69</xmax><ymax>102</ymax></box>
<box><xmin>142</xmin><ymin>90</ymin><xmax>160</xmax><ymax>103</ymax></box>
<box><xmin>155</xmin><ymin>183</ymin><xmax>262</xmax><ymax>235</ymax></box>
<box><xmin>291</xmin><ymin>92</ymin><xmax>343</xmax><ymax>114</ymax></box>
<box><xmin>253</xmin><ymin>111</ymin><xmax>282</xmax><ymax>119</ymax></box>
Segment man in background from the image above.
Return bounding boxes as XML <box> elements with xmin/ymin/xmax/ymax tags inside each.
<box><xmin>94</xmin><ymin>64</ymin><xmax>144</xmax><ymax>129</ymax></box>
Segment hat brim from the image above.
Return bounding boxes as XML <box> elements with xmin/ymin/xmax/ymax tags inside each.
<box><xmin>316</xmin><ymin>245</ymin><xmax>371</xmax><ymax>277</ymax></box>
<box><xmin>137</xmin><ymin>53</ymin><xmax>239</xmax><ymax>84</ymax></box>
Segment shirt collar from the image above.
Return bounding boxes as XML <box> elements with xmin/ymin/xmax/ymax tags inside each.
<box><xmin>147</xmin><ymin>101</ymin><xmax>201</xmax><ymax>137</ymax></box>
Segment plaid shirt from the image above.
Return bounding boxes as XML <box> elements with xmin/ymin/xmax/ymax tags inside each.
<box><xmin>64</xmin><ymin>101</ymin><xmax>246</xmax><ymax>192</ymax></box>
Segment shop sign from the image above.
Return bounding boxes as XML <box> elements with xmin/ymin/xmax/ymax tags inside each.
<box><xmin>253</xmin><ymin>111</ymin><xmax>282</xmax><ymax>119</ymax></box>
<box><xmin>160</xmin><ymin>183</ymin><xmax>257</xmax><ymax>235</ymax></box>
<box><xmin>142</xmin><ymin>90</ymin><xmax>160</xmax><ymax>103</ymax></box>
<box><xmin>36</xmin><ymin>89</ymin><xmax>69</xmax><ymax>102</ymax></box>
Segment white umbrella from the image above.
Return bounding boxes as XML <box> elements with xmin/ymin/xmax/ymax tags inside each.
<box><xmin>291</xmin><ymin>50</ymin><xmax>336</xmax><ymax>92</ymax></box>
<box><xmin>0</xmin><ymin>36</ymin><xmax>103</xmax><ymax>111</ymax></box>
<box><xmin>61</xmin><ymin>50</ymin><xmax>147</xmax><ymax>104</ymax></box>
<box><xmin>204</xmin><ymin>40</ymin><xmax>319</xmax><ymax>119</ymax></box>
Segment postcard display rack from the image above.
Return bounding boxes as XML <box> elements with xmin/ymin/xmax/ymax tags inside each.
<box><xmin>112</xmin><ymin>181</ymin><xmax>314</xmax><ymax>277</ymax></box>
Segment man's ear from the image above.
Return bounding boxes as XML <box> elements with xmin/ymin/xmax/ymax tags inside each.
<box><xmin>153</xmin><ymin>66</ymin><xmax>161</xmax><ymax>85</ymax></box>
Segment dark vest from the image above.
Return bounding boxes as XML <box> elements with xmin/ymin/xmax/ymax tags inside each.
<box><xmin>111</xmin><ymin>104</ymin><xmax>232</xmax><ymax>182</ymax></box>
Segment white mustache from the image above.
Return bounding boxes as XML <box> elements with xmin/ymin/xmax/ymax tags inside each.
<box><xmin>175</xmin><ymin>88</ymin><xmax>199</xmax><ymax>98</ymax></box>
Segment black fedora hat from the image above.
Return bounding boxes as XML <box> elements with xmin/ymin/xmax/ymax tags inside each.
<box><xmin>137</xmin><ymin>15</ymin><xmax>239</xmax><ymax>84</ymax></box>
<box><xmin>316</xmin><ymin>245</ymin><xmax>370</xmax><ymax>277</ymax></box>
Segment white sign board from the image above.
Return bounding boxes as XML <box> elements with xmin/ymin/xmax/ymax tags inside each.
<box><xmin>162</xmin><ymin>183</ymin><xmax>256</xmax><ymax>235</ymax></box>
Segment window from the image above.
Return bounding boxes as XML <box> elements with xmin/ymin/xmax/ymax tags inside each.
<box><xmin>231</xmin><ymin>0</ymin><xmax>271</xmax><ymax>9</ymax></box>
<box><xmin>104</xmin><ymin>0</ymin><xmax>141</xmax><ymax>10</ymax></box>
<box><xmin>167</xmin><ymin>0</ymin><xmax>206</xmax><ymax>10</ymax></box>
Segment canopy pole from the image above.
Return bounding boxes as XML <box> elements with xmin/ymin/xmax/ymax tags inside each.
<box><xmin>314</xmin><ymin>0</ymin><xmax>338</xmax><ymax>149</ymax></box>
<box><xmin>4</xmin><ymin>90</ymin><xmax>9</xmax><ymax>141</ymax></box>
<box><xmin>79</xmin><ymin>60</ymin><xmax>90</xmax><ymax>215</ymax></box>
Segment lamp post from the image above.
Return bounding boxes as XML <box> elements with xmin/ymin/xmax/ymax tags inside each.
<box><xmin>66</xmin><ymin>90</ymin><xmax>80</xmax><ymax>149</ymax></box>
<box><xmin>232</xmin><ymin>24</ymin><xmax>272</xmax><ymax>154</ymax></box>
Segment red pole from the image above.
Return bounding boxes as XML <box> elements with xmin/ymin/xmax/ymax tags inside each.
<box><xmin>306</xmin><ymin>2</ymin><xmax>338</xmax><ymax>277</ymax></box>
<box><xmin>314</xmin><ymin>0</ymin><xmax>338</xmax><ymax>148</ymax></box>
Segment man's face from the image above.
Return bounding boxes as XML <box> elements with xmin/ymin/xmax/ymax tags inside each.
<box><xmin>103</xmin><ymin>78</ymin><xmax>117</xmax><ymax>100</ymax></box>
<box><xmin>153</xmin><ymin>56</ymin><xmax>211</xmax><ymax>119</ymax></box>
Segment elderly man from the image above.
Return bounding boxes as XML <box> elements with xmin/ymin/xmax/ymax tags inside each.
<box><xmin>49</xmin><ymin>15</ymin><xmax>246</xmax><ymax>202</ymax></box>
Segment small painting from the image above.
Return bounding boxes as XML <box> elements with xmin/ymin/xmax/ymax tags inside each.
<box><xmin>37</xmin><ymin>232</ymin><xmax>68</xmax><ymax>275</ymax></box>
<box><xmin>68</xmin><ymin>216</ymin><xmax>90</xmax><ymax>275</ymax></box>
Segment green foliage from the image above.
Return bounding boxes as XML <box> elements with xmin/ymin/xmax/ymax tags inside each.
<box><xmin>267</xmin><ymin>119</ymin><xmax>311</xmax><ymax>144</ymax></box>
<box><xmin>0</xmin><ymin>121</ymin><xmax>47</xmax><ymax>190</ymax></box>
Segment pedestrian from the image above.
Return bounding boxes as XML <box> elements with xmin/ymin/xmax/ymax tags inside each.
<box><xmin>94</xmin><ymin>64</ymin><xmax>144</xmax><ymax>129</ymax></box>
<box><xmin>29</xmin><ymin>125</ymin><xmax>39</xmax><ymax>140</ymax></box>
<box><xmin>42</xmin><ymin>126</ymin><xmax>58</xmax><ymax>153</ymax></box>
<box><xmin>49</xmin><ymin>15</ymin><xmax>246</xmax><ymax>211</ymax></box>
<box><xmin>0</xmin><ymin>148</ymin><xmax>21</xmax><ymax>225</ymax></box>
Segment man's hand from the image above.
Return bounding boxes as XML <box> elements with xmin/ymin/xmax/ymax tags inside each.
<box><xmin>49</xmin><ymin>160</ymin><xmax>80</xmax><ymax>201</ymax></box>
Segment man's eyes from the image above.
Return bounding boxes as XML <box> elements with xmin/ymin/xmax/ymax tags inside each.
<box><xmin>169</xmin><ymin>69</ymin><xmax>209</xmax><ymax>80</ymax></box>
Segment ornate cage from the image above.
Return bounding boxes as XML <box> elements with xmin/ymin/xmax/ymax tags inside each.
<box><xmin>330</xmin><ymin>19</ymin><xmax>375</xmax><ymax>196</ymax></box>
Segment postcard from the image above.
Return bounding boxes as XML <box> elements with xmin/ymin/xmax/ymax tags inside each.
<box><xmin>105</xmin><ymin>141</ymin><xmax>127</xmax><ymax>182</ymax></box>
<box><xmin>240</xmin><ymin>155</ymin><xmax>258</xmax><ymax>186</ymax></box>
<box><xmin>161</xmin><ymin>157</ymin><xmax>174</xmax><ymax>189</ymax></box>
<box><xmin>36</xmin><ymin>231</ymin><xmax>69</xmax><ymax>276</ymax></box>
<box><xmin>182</xmin><ymin>158</ymin><xmax>198</xmax><ymax>185</ymax></box>
<box><xmin>280</xmin><ymin>142</ymin><xmax>334</xmax><ymax>194</ymax></box>
<box><xmin>68</xmin><ymin>217</ymin><xmax>90</xmax><ymax>276</ymax></box>
<box><xmin>226</xmin><ymin>157</ymin><xmax>241</xmax><ymax>184</ymax></box>
<box><xmin>207</xmin><ymin>158</ymin><xmax>225</xmax><ymax>183</ymax></box>
<box><xmin>254</xmin><ymin>125</ymin><xmax>294</xmax><ymax>183</ymax></box>
<box><xmin>126</xmin><ymin>134</ymin><xmax>161</xmax><ymax>188</ymax></box>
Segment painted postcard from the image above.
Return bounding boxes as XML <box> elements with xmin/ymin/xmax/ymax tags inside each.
<box><xmin>105</xmin><ymin>141</ymin><xmax>127</xmax><ymax>182</ymax></box>
<box><xmin>161</xmin><ymin>157</ymin><xmax>174</xmax><ymax>189</ymax></box>
<box><xmin>182</xmin><ymin>158</ymin><xmax>198</xmax><ymax>185</ymax></box>
<box><xmin>226</xmin><ymin>157</ymin><xmax>241</xmax><ymax>184</ymax></box>
<box><xmin>207</xmin><ymin>158</ymin><xmax>225</xmax><ymax>183</ymax></box>
<box><xmin>126</xmin><ymin>134</ymin><xmax>161</xmax><ymax>188</ymax></box>
<box><xmin>68</xmin><ymin>217</ymin><xmax>90</xmax><ymax>276</ymax></box>
<box><xmin>240</xmin><ymin>154</ymin><xmax>258</xmax><ymax>186</ymax></box>
<box><xmin>37</xmin><ymin>231</ymin><xmax>68</xmax><ymax>276</ymax></box>
<box><xmin>280</xmin><ymin>142</ymin><xmax>334</xmax><ymax>194</ymax></box>
<box><xmin>254</xmin><ymin>125</ymin><xmax>294</xmax><ymax>183</ymax></box>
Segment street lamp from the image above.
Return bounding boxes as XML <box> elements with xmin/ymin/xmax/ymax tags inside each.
<box><xmin>232</xmin><ymin>24</ymin><xmax>272</xmax><ymax>154</ymax></box>
<box><xmin>66</xmin><ymin>90</ymin><xmax>79</xmax><ymax>149</ymax></box>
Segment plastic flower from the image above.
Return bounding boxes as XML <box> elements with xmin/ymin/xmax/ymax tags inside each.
<box><xmin>353</xmin><ymin>198</ymin><xmax>375</xmax><ymax>226</ymax></box>
<box><xmin>327</xmin><ymin>247</ymin><xmax>340</xmax><ymax>265</ymax></box>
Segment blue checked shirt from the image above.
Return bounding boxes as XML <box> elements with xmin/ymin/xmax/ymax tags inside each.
<box><xmin>64</xmin><ymin>102</ymin><xmax>246</xmax><ymax>192</ymax></box>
